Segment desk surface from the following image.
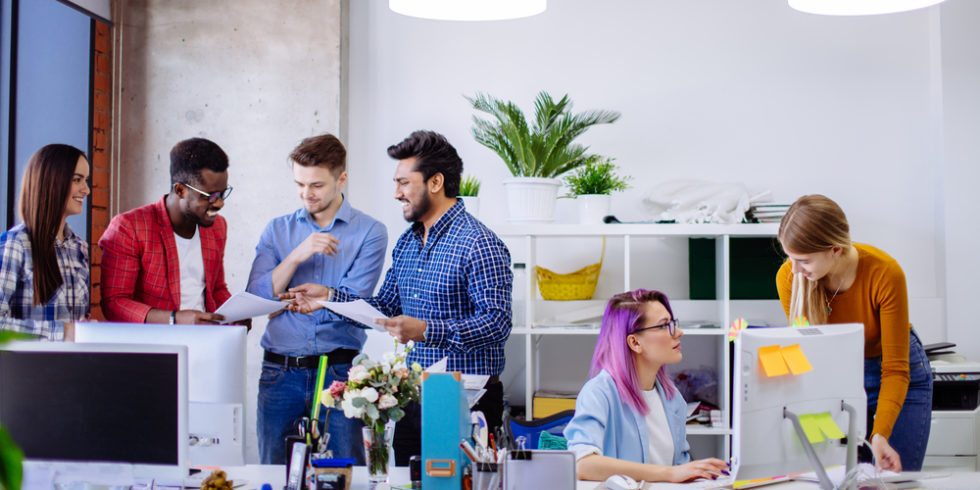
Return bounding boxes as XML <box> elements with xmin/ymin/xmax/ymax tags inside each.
<box><xmin>223</xmin><ymin>465</ymin><xmax>980</xmax><ymax>490</ymax></box>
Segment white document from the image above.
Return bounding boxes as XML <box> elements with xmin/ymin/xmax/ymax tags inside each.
<box><xmin>214</xmin><ymin>291</ymin><xmax>286</xmax><ymax>323</ymax></box>
<box><xmin>319</xmin><ymin>299</ymin><xmax>388</xmax><ymax>332</ymax></box>
<box><xmin>424</xmin><ymin>356</ymin><xmax>489</xmax><ymax>406</ymax></box>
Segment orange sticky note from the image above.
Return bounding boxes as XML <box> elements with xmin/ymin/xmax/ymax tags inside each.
<box><xmin>780</xmin><ymin>344</ymin><xmax>813</xmax><ymax>375</ymax></box>
<box><xmin>758</xmin><ymin>345</ymin><xmax>789</xmax><ymax>377</ymax></box>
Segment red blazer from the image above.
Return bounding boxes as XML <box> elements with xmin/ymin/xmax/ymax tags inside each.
<box><xmin>99</xmin><ymin>196</ymin><xmax>232</xmax><ymax>322</ymax></box>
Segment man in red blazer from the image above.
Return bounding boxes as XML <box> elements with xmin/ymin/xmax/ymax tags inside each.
<box><xmin>99</xmin><ymin>138</ymin><xmax>234</xmax><ymax>324</ymax></box>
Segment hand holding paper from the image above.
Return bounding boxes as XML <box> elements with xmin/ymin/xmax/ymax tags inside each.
<box><xmin>214</xmin><ymin>292</ymin><xmax>287</xmax><ymax>324</ymax></box>
<box><xmin>318</xmin><ymin>299</ymin><xmax>388</xmax><ymax>332</ymax></box>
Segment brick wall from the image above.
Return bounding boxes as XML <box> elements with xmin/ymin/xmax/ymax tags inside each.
<box><xmin>90</xmin><ymin>21</ymin><xmax>111</xmax><ymax>320</ymax></box>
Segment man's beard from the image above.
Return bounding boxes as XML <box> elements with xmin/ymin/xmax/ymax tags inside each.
<box><xmin>184</xmin><ymin>210</ymin><xmax>215</xmax><ymax>228</ymax></box>
<box><xmin>403</xmin><ymin>192</ymin><xmax>431</xmax><ymax>223</ymax></box>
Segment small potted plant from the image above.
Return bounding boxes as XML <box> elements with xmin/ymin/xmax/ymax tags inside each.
<box><xmin>467</xmin><ymin>91</ymin><xmax>620</xmax><ymax>222</ymax></box>
<box><xmin>564</xmin><ymin>156</ymin><xmax>631</xmax><ymax>224</ymax></box>
<box><xmin>458</xmin><ymin>174</ymin><xmax>481</xmax><ymax>218</ymax></box>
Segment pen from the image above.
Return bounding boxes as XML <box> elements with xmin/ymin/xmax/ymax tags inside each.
<box><xmin>459</xmin><ymin>442</ymin><xmax>478</xmax><ymax>462</ymax></box>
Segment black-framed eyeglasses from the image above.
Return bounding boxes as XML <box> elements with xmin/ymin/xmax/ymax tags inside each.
<box><xmin>183</xmin><ymin>182</ymin><xmax>233</xmax><ymax>203</ymax></box>
<box><xmin>631</xmin><ymin>319</ymin><xmax>679</xmax><ymax>337</ymax></box>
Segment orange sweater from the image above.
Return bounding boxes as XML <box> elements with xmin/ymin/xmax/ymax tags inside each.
<box><xmin>776</xmin><ymin>243</ymin><xmax>910</xmax><ymax>440</ymax></box>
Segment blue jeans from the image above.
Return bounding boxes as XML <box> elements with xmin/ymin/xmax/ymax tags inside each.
<box><xmin>864</xmin><ymin>329</ymin><xmax>933</xmax><ymax>471</ymax></box>
<box><xmin>257</xmin><ymin>361</ymin><xmax>365</xmax><ymax>464</ymax></box>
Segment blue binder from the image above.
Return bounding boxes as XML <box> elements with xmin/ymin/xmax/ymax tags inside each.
<box><xmin>421</xmin><ymin>372</ymin><xmax>470</xmax><ymax>490</ymax></box>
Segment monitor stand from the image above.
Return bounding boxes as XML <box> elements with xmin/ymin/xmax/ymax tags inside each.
<box><xmin>784</xmin><ymin>401</ymin><xmax>860</xmax><ymax>490</ymax></box>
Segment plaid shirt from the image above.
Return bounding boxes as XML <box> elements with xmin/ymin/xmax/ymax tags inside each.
<box><xmin>334</xmin><ymin>201</ymin><xmax>512</xmax><ymax>375</ymax></box>
<box><xmin>98</xmin><ymin>196</ymin><xmax>232</xmax><ymax>322</ymax></box>
<box><xmin>0</xmin><ymin>223</ymin><xmax>90</xmax><ymax>340</ymax></box>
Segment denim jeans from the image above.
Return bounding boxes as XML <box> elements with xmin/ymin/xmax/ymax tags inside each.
<box><xmin>864</xmin><ymin>329</ymin><xmax>933</xmax><ymax>471</ymax></box>
<box><xmin>257</xmin><ymin>361</ymin><xmax>365</xmax><ymax>464</ymax></box>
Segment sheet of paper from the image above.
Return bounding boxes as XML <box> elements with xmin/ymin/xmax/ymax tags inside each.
<box><xmin>798</xmin><ymin>413</ymin><xmax>825</xmax><ymax>443</ymax></box>
<box><xmin>780</xmin><ymin>343</ymin><xmax>813</xmax><ymax>375</ymax></box>
<box><xmin>214</xmin><ymin>291</ymin><xmax>286</xmax><ymax>323</ymax></box>
<box><xmin>758</xmin><ymin>345</ymin><xmax>789</xmax><ymax>377</ymax></box>
<box><xmin>796</xmin><ymin>463</ymin><xmax>901</xmax><ymax>486</ymax></box>
<box><xmin>466</xmin><ymin>388</ymin><xmax>488</xmax><ymax>408</ymax></box>
<box><xmin>319</xmin><ymin>299</ymin><xmax>388</xmax><ymax>332</ymax></box>
<box><xmin>813</xmin><ymin>412</ymin><xmax>846</xmax><ymax>439</ymax></box>
<box><xmin>687</xmin><ymin>401</ymin><xmax>700</xmax><ymax>420</ymax></box>
<box><xmin>424</xmin><ymin>356</ymin><xmax>450</xmax><ymax>373</ymax></box>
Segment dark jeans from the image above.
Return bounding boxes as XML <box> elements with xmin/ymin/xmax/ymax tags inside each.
<box><xmin>392</xmin><ymin>379</ymin><xmax>504</xmax><ymax>466</ymax></box>
<box><xmin>257</xmin><ymin>361</ymin><xmax>365</xmax><ymax>464</ymax></box>
<box><xmin>862</xmin><ymin>329</ymin><xmax>933</xmax><ymax>471</ymax></box>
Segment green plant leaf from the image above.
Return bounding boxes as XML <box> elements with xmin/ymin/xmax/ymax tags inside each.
<box><xmin>468</xmin><ymin>91</ymin><xmax>620</xmax><ymax>178</ymax></box>
<box><xmin>564</xmin><ymin>157</ymin><xmax>632</xmax><ymax>195</ymax></box>
<box><xmin>0</xmin><ymin>427</ymin><xmax>23</xmax><ymax>490</ymax></box>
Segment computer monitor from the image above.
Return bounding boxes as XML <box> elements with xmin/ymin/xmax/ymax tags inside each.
<box><xmin>0</xmin><ymin>341</ymin><xmax>189</xmax><ymax>483</ymax></box>
<box><xmin>733</xmin><ymin>323</ymin><xmax>866</xmax><ymax>486</ymax></box>
<box><xmin>75</xmin><ymin>323</ymin><xmax>247</xmax><ymax>466</ymax></box>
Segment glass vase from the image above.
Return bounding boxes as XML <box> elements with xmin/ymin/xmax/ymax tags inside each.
<box><xmin>362</xmin><ymin>422</ymin><xmax>394</xmax><ymax>483</ymax></box>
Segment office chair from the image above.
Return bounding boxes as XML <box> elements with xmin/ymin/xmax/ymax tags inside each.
<box><xmin>502</xmin><ymin>409</ymin><xmax>576</xmax><ymax>450</ymax></box>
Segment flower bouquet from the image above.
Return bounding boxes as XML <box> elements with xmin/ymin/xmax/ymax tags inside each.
<box><xmin>322</xmin><ymin>341</ymin><xmax>423</xmax><ymax>482</ymax></box>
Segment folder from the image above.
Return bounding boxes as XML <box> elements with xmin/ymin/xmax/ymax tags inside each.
<box><xmin>421</xmin><ymin>372</ymin><xmax>470</xmax><ymax>490</ymax></box>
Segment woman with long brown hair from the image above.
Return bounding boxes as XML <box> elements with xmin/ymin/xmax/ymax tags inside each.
<box><xmin>0</xmin><ymin>144</ymin><xmax>91</xmax><ymax>340</ymax></box>
<box><xmin>775</xmin><ymin>194</ymin><xmax>932</xmax><ymax>472</ymax></box>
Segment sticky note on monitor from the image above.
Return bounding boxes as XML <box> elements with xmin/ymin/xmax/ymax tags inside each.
<box><xmin>780</xmin><ymin>344</ymin><xmax>813</xmax><ymax>375</ymax></box>
<box><xmin>758</xmin><ymin>345</ymin><xmax>789</xmax><ymax>377</ymax></box>
<box><xmin>814</xmin><ymin>412</ymin><xmax>846</xmax><ymax>439</ymax></box>
<box><xmin>798</xmin><ymin>413</ymin><xmax>825</xmax><ymax>443</ymax></box>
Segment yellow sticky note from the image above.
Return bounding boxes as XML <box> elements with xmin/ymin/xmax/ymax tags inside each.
<box><xmin>814</xmin><ymin>412</ymin><xmax>846</xmax><ymax>439</ymax></box>
<box><xmin>758</xmin><ymin>345</ymin><xmax>789</xmax><ymax>377</ymax></box>
<box><xmin>780</xmin><ymin>344</ymin><xmax>813</xmax><ymax>375</ymax></box>
<box><xmin>798</xmin><ymin>413</ymin><xmax>825</xmax><ymax>443</ymax></box>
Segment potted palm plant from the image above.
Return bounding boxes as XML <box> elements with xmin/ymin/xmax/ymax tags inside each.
<box><xmin>458</xmin><ymin>174</ymin><xmax>481</xmax><ymax>218</ymax></box>
<box><xmin>467</xmin><ymin>91</ymin><xmax>620</xmax><ymax>222</ymax></box>
<box><xmin>564</xmin><ymin>156</ymin><xmax>631</xmax><ymax>224</ymax></box>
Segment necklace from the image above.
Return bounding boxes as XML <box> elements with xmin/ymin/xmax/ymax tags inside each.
<box><xmin>825</xmin><ymin>279</ymin><xmax>843</xmax><ymax>315</ymax></box>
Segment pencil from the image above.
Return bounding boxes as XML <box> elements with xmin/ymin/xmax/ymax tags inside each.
<box><xmin>310</xmin><ymin>355</ymin><xmax>329</xmax><ymax>422</ymax></box>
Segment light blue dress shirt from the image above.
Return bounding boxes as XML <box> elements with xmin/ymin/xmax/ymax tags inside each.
<box><xmin>247</xmin><ymin>197</ymin><xmax>387</xmax><ymax>356</ymax></box>
<box><xmin>564</xmin><ymin>369</ymin><xmax>692</xmax><ymax>466</ymax></box>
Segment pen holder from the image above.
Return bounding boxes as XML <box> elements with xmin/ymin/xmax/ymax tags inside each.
<box><xmin>312</xmin><ymin>458</ymin><xmax>355</xmax><ymax>490</ymax></box>
<box><xmin>472</xmin><ymin>462</ymin><xmax>500</xmax><ymax>490</ymax></box>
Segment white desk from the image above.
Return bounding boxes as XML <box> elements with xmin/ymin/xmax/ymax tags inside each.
<box><xmin>223</xmin><ymin>465</ymin><xmax>980</xmax><ymax>490</ymax></box>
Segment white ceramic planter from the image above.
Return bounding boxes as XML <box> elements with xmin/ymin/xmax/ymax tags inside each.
<box><xmin>459</xmin><ymin>196</ymin><xmax>480</xmax><ymax>218</ymax></box>
<box><xmin>502</xmin><ymin>177</ymin><xmax>561</xmax><ymax>222</ymax></box>
<box><xmin>577</xmin><ymin>194</ymin><xmax>611</xmax><ymax>224</ymax></box>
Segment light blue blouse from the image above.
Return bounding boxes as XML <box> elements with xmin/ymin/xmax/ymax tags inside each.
<box><xmin>564</xmin><ymin>369</ymin><xmax>691</xmax><ymax>465</ymax></box>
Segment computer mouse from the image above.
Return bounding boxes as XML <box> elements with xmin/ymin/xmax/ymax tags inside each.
<box><xmin>604</xmin><ymin>473</ymin><xmax>643</xmax><ymax>490</ymax></box>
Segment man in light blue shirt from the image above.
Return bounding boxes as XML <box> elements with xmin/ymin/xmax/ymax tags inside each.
<box><xmin>246</xmin><ymin>133</ymin><xmax>387</xmax><ymax>464</ymax></box>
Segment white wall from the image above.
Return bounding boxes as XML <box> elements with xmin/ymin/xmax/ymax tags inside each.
<box><xmin>940</xmin><ymin>1</ymin><xmax>980</xmax><ymax>361</ymax></box>
<box><xmin>347</xmin><ymin>1</ymin><xmax>968</xmax><ymax>401</ymax></box>
<box><xmin>114</xmin><ymin>0</ymin><xmax>343</xmax><ymax>463</ymax></box>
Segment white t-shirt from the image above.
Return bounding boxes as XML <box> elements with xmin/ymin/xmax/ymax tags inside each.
<box><xmin>642</xmin><ymin>386</ymin><xmax>675</xmax><ymax>466</ymax></box>
<box><xmin>174</xmin><ymin>229</ymin><xmax>205</xmax><ymax>311</ymax></box>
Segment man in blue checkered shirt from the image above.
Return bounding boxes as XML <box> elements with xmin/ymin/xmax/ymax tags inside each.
<box><xmin>284</xmin><ymin>130</ymin><xmax>513</xmax><ymax>464</ymax></box>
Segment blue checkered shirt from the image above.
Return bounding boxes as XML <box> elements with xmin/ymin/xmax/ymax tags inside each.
<box><xmin>1</xmin><ymin>223</ymin><xmax>90</xmax><ymax>340</ymax></box>
<box><xmin>333</xmin><ymin>201</ymin><xmax>512</xmax><ymax>375</ymax></box>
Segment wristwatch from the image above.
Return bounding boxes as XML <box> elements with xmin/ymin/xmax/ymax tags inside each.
<box><xmin>169</xmin><ymin>310</ymin><xmax>177</xmax><ymax>325</ymax></box>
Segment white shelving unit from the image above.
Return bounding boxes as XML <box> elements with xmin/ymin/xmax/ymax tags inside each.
<box><xmin>497</xmin><ymin>223</ymin><xmax>783</xmax><ymax>457</ymax></box>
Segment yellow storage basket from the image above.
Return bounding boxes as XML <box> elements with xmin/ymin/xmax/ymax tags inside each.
<box><xmin>535</xmin><ymin>239</ymin><xmax>606</xmax><ymax>301</ymax></box>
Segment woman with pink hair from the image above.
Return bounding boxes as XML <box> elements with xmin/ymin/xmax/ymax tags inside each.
<box><xmin>564</xmin><ymin>289</ymin><xmax>728</xmax><ymax>482</ymax></box>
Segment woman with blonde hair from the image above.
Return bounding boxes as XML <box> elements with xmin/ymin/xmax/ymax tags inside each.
<box><xmin>0</xmin><ymin>144</ymin><xmax>90</xmax><ymax>340</ymax></box>
<box><xmin>564</xmin><ymin>289</ymin><xmax>728</xmax><ymax>482</ymax></box>
<box><xmin>776</xmin><ymin>194</ymin><xmax>932</xmax><ymax>471</ymax></box>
